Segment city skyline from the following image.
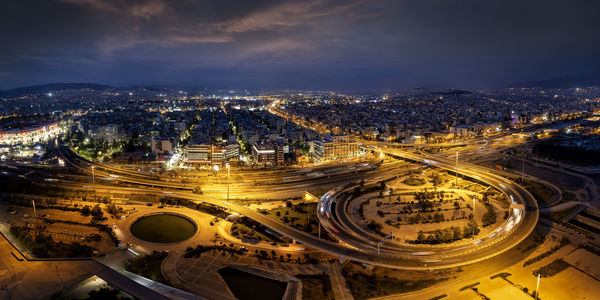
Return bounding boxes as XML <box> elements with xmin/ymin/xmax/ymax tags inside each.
<box><xmin>1</xmin><ymin>1</ymin><xmax>600</xmax><ymax>300</ymax></box>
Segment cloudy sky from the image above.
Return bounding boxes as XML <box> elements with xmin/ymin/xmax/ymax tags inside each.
<box><xmin>1</xmin><ymin>0</ymin><xmax>599</xmax><ymax>90</ymax></box>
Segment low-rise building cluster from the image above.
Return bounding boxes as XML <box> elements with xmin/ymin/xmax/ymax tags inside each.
<box><xmin>276</xmin><ymin>87</ymin><xmax>599</xmax><ymax>143</ymax></box>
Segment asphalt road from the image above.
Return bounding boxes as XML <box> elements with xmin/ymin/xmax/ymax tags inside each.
<box><xmin>315</xmin><ymin>146</ymin><xmax>538</xmax><ymax>269</ymax></box>
<box><xmin>36</xmin><ymin>139</ymin><xmax>540</xmax><ymax>270</ymax></box>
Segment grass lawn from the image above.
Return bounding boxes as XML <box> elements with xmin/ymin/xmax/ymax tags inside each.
<box><xmin>534</xmin><ymin>259</ymin><xmax>571</xmax><ymax>277</ymax></box>
<box><xmin>523</xmin><ymin>237</ymin><xmax>569</xmax><ymax>267</ymax></box>
<box><xmin>522</xmin><ymin>180</ymin><xmax>555</xmax><ymax>205</ymax></box>
<box><xmin>306</xmin><ymin>187</ymin><xmax>331</xmax><ymax>199</ymax></box>
<box><xmin>230</xmin><ymin>222</ymin><xmax>278</xmax><ymax>243</ymax></box>
<box><xmin>342</xmin><ymin>264</ymin><xmax>447</xmax><ymax>300</ymax></box>
<box><xmin>297</xmin><ymin>274</ymin><xmax>334</xmax><ymax>300</ymax></box>
<box><xmin>403</xmin><ymin>177</ymin><xmax>426</xmax><ymax>186</ymax></box>
<box><xmin>541</xmin><ymin>205</ymin><xmax>580</xmax><ymax>222</ymax></box>
<box><xmin>124</xmin><ymin>251</ymin><xmax>169</xmax><ymax>284</ymax></box>
<box><xmin>516</xmin><ymin>228</ymin><xmax>546</xmax><ymax>254</ymax></box>
<box><xmin>266</xmin><ymin>203</ymin><xmax>320</xmax><ymax>236</ymax></box>
<box><xmin>9</xmin><ymin>225</ymin><xmax>96</xmax><ymax>258</ymax></box>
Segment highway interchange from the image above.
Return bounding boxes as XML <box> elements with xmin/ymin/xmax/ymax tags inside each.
<box><xmin>0</xmin><ymin>135</ymin><xmax>541</xmax><ymax>271</ymax></box>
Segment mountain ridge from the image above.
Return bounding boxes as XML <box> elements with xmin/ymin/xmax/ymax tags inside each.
<box><xmin>508</xmin><ymin>72</ymin><xmax>600</xmax><ymax>88</ymax></box>
<box><xmin>0</xmin><ymin>82</ymin><xmax>112</xmax><ymax>97</ymax></box>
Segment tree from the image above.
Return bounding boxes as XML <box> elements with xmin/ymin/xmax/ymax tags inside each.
<box><xmin>451</xmin><ymin>226</ymin><xmax>462</xmax><ymax>240</ymax></box>
<box><xmin>81</xmin><ymin>205</ymin><xmax>91</xmax><ymax>216</ymax></box>
<box><xmin>426</xmin><ymin>234</ymin><xmax>437</xmax><ymax>243</ymax></box>
<box><xmin>463</xmin><ymin>221</ymin><xmax>480</xmax><ymax>238</ymax></box>
<box><xmin>417</xmin><ymin>231</ymin><xmax>426</xmax><ymax>243</ymax></box>
<box><xmin>367</xmin><ymin>220</ymin><xmax>383</xmax><ymax>233</ymax></box>
<box><xmin>193</xmin><ymin>186</ymin><xmax>202</xmax><ymax>194</ymax></box>
<box><xmin>431</xmin><ymin>174</ymin><xmax>443</xmax><ymax>188</ymax></box>
<box><xmin>481</xmin><ymin>204</ymin><xmax>497</xmax><ymax>227</ymax></box>
<box><xmin>91</xmin><ymin>204</ymin><xmax>103</xmax><ymax>219</ymax></box>
<box><xmin>419</xmin><ymin>199</ymin><xmax>434</xmax><ymax>211</ymax></box>
<box><xmin>106</xmin><ymin>204</ymin><xmax>122</xmax><ymax>216</ymax></box>
<box><xmin>440</xmin><ymin>228</ymin><xmax>453</xmax><ymax>242</ymax></box>
<box><xmin>408</xmin><ymin>214</ymin><xmax>422</xmax><ymax>224</ymax></box>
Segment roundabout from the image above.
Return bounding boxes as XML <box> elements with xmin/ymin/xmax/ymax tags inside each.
<box><xmin>130</xmin><ymin>213</ymin><xmax>197</xmax><ymax>244</ymax></box>
<box><xmin>314</xmin><ymin>149</ymin><xmax>538</xmax><ymax>269</ymax></box>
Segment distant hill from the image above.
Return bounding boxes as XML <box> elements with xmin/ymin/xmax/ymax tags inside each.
<box><xmin>0</xmin><ymin>82</ymin><xmax>112</xmax><ymax>97</ymax></box>
<box><xmin>509</xmin><ymin>72</ymin><xmax>600</xmax><ymax>89</ymax></box>
<box><xmin>119</xmin><ymin>85</ymin><xmax>177</xmax><ymax>93</ymax></box>
<box><xmin>434</xmin><ymin>88</ymin><xmax>471</xmax><ymax>95</ymax></box>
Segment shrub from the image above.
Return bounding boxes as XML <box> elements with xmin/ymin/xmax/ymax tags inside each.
<box><xmin>481</xmin><ymin>204</ymin><xmax>496</xmax><ymax>227</ymax></box>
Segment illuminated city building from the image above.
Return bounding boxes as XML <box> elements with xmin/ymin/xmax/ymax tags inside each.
<box><xmin>0</xmin><ymin>121</ymin><xmax>61</xmax><ymax>146</ymax></box>
<box><xmin>252</xmin><ymin>142</ymin><xmax>284</xmax><ymax>166</ymax></box>
<box><xmin>313</xmin><ymin>135</ymin><xmax>359</xmax><ymax>162</ymax></box>
<box><xmin>151</xmin><ymin>137</ymin><xmax>175</xmax><ymax>155</ymax></box>
<box><xmin>183</xmin><ymin>143</ymin><xmax>239</xmax><ymax>165</ymax></box>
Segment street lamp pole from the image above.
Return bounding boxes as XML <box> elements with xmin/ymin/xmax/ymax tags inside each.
<box><xmin>535</xmin><ymin>273</ymin><xmax>540</xmax><ymax>300</ymax></box>
<box><xmin>91</xmin><ymin>165</ymin><xmax>97</xmax><ymax>202</ymax></box>
<box><xmin>455</xmin><ymin>151</ymin><xmax>458</xmax><ymax>187</ymax></box>
<box><xmin>32</xmin><ymin>200</ymin><xmax>38</xmax><ymax>236</ymax></box>
<box><xmin>226</xmin><ymin>163</ymin><xmax>230</xmax><ymax>201</ymax></box>
<box><xmin>472</xmin><ymin>196</ymin><xmax>476</xmax><ymax>238</ymax></box>
<box><xmin>318</xmin><ymin>221</ymin><xmax>321</xmax><ymax>239</ymax></box>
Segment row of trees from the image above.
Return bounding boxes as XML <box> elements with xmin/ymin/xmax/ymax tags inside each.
<box><xmin>160</xmin><ymin>196</ymin><xmax>190</xmax><ymax>207</ymax></box>
<box><xmin>415</xmin><ymin>221</ymin><xmax>480</xmax><ymax>244</ymax></box>
<box><xmin>80</xmin><ymin>204</ymin><xmax>104</xmax><ymax>220</ymax></box>
<box><xmin>403</xmin><ymin>176</ymin><xmax>426</xmax><ymax>186</ymax></box>
<box><xmin>9</xmin><ymin>225</ymin><xmax>96</xmax><ymax>258</ymax></box>
<box><xmin>368</xmin><ymin>220</ymin><xmax>383</xmax><ymax>234</ymax></box>
<box><xmin>106</xmin><ymin>204</ymin><xmax>123</xmax><ymax>216</ymax></box>
<box><xmin>404</xmin><ymin>211</ymin><xmax>472</xmax><ymax>225</ymax></box>
<box><xmin>414</xmin><ymin>190</ymin><xmax>445</xmax><ymax>201</ymax></box>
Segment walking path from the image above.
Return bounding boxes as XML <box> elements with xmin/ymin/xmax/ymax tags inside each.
<box><xmin>162</xmin><ymin>247</ymin><xmax>335</xmax><ymax>300</ymax></box>
<box><xmin>162</xmin><ymin>251</ymin><xmax>236</xmax><ymax>300</ymax></box>
<box><xmin>329</xmin><ymin>263</ymin><xmax>354</xmax><ymax>300</ymax></box>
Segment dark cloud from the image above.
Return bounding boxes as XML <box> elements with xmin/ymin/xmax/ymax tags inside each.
<box><xmin>1</xmin><ymin>0</ymin><xmax>599</xmax><ymax>90</ymax></box>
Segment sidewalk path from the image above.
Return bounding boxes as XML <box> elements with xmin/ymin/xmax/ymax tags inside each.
<box><xmin>329</xmin><ymin>263</ymin><xmax>354</xmax><ymax>300</ymax></box>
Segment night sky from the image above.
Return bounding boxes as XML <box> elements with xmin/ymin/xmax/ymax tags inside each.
<box><xmin>1</xmin><ymin>0</ymin><xmax>599</xmax><ymax>90</ymax></box>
